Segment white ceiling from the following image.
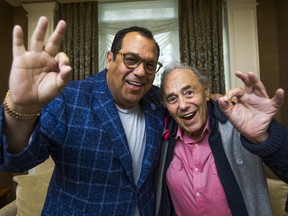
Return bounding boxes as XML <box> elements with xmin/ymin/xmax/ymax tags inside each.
<box><xmin>6</xmin><ymin>0</ymin><xmax>150</xmax><ymax>7</ymax></box>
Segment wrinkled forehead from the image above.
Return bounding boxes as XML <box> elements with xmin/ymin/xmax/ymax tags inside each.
<box><xmin>164</xmin><ymin>69</ymin><xmax>201</xmax><ymax>88</ymax></box>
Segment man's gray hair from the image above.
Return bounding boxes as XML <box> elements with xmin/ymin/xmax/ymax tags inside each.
<box><xmin>159</xmin><ymin>62</ymin><xmax>208</xmax><ymax>103</ymax></box>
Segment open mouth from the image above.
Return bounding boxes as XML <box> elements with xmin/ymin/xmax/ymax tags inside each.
<box><xmin>181</xmin><ymin>111</ymin><xmax>196</xmax><ymax>120</ymax></box>
<box><xmin>127</xmin><ymin>80</ymin><xmax>144</xmax><ymax>87</ymax></box>
<box><xmin>126</xmin><ymin>81</ymin><xmax>144</xmax><ymax>91</ymax></box>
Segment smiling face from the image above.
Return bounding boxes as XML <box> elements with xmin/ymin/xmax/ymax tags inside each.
<box><xmin>162</xmin><ymin>68</ymin><xmax>210</xmax><ymax>139</ymax></box>
<box><xmin>106</xmin><ymin>32</ymin><xmax>159</xmax><ymax>109</ymax></box>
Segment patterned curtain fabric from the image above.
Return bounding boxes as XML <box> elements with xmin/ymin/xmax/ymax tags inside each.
<box><xmin>56</xmin><ymin>2</ymin><xmax>98</xmax><ymax>80</ymax></box>
<box><xmin>179</xmin><ymin>0</ymin><xmax>225</xmax><ymax>93</ymax></box>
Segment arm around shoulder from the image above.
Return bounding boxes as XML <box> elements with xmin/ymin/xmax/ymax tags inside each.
<box><xmin>241</xmin><ymin>120</ymin><xmax>288</xmax><ymax>183</ymax></box>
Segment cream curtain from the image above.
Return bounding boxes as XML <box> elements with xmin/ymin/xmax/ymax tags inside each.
<box><xmin>98</xmin><ymin>0</ymin><xmax>179</xmax><ymax>86</ymax></box>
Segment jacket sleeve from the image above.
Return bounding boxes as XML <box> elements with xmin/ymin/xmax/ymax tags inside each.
<box><xmin>0</xmin><ymin>119</ymin><xmax>47</xmax><ymax>172</ymax></box>
<box><xmin>0</xmin><ymin>101</ymin><xmax>55</xmax><ymax>173</ymax></box>
<box><xmin>241</xmin><ymin>120</ymin><xmax>288</xmax><ymax>183</ymax></box>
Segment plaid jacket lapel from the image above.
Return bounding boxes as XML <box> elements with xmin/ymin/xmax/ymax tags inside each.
<box><xmin>90</xmin><ymin>71</ymin><xmax>134</xmax><ymax>184</ymax></box>
<box><xmin>90</xmin><ymin>70</ymin><xmax>165</xmax><ymax>188</ymax></box>
<box><xmin>137</xmin><ymin>89</ymin><xmax>165</xmax><ymax>188</ymax></box>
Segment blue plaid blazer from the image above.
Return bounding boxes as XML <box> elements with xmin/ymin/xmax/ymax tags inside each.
<box><xmin>0</xmin><ymin>69</ymin><xmax>165</xmax><ymax>215</ymax></box>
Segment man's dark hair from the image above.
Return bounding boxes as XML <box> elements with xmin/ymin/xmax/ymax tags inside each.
<box><xmin>111</xmin><ymin>26</ymin><xmax>160</xmax><ymax>61</ymax></box>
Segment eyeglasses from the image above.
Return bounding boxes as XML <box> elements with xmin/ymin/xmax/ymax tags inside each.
<box><xmin>118</xmin><ymin>52</ymin><xmax>163</xmax><ymax>74</ymax></box>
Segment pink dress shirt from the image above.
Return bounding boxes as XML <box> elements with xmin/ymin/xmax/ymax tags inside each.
<box><xmin>166</xmin><ymin>119</ymin><xmax>232</xmax><ymax>216</ymax></box>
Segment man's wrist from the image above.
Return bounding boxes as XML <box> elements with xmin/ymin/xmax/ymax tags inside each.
<box><xmin>3</xmin><ymin>90</ymin><xmax>40</xmax><ymax>121</ymax></box>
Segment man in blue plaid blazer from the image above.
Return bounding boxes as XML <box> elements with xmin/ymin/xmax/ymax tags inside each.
<box><xmin>0</xmin><ymin>17</ymin><xmax>165</xmax><ymax>215</ymax></box>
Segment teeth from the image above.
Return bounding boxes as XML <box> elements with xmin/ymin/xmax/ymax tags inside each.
<box><xmin>183</xmin><ymin>112</ymin><xmax>195</xmax><ymax>118</ymax></box>
<box><xmin>128</xmin><ymin>81</ymin><xmax>143</xmax><ymax>86</ymax></box>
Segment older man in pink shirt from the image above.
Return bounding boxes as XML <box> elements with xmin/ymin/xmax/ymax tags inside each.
<box><xmin>155</xmin><ymin>63</ymin><xmax>287</xmax><ymax>216</ymax></box>
<box><xmin>166</xmin><ymin>120</ymin><xmax>231</xmax><ymax>215</ymax></box>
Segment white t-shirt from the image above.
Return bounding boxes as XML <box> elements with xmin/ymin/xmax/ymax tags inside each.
<box><xmin>116</xmin><ymin>103</ymin><xmax>146</xmax><ymax>184</ymax></box>
<box><xmin>117</xmin><ymin>103</ymin><xmax>146</xmax><ymax>216</ymax></box>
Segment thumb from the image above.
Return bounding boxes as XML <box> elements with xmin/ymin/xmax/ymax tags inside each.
<box><xmin>273</xmin><ymin>88</ymin><xmax>285</xmax><ymax>109</ymax></box>
<box><xmin>56</xmin><ymin>65</ymin><xmax>72</xmax><ymax>92</ymax></box>
<box><xmin>218</xmin><ymin>96</ymin><xmax>231</xmax><ymax>113</ymax></box>
<box><xmin>55</xmin><ymin>52</ymin><xmax>72</xmax><ymax>92</ymax></box>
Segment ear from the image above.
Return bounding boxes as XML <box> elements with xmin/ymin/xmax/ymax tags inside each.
<box><xmin>204</xmin><ymin>82</ymin><xmax>211</xmax><ymax>101</ymax></box>
<box><xmin>106</xmin><ymin>51</ymin><xmax>113</xmax><ymax>70</ymax></box>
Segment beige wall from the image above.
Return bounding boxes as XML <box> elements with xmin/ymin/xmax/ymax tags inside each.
<box><xmin>257</xmin><ymin>0</ymin><xmax>288</xmax><ymax>126</ymax></box>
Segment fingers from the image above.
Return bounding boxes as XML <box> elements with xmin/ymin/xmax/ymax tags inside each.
<box><xmin>219</xmin><ymin>96</ymin><xmax>238</xmax><ymax>113</ymax></box>
<box><xmin>223</xmin><ymin>87</ymin><xmax>245</xmax><ymax>101</ymax></box>
<box><xmin>246</xmin><ymin>71</ymin><xmax>258</xmax><ymax>83</ymax></box>
<box><xmin>273</xmin><ymin>88</ymin><xmax>285</xmax><ymax>109</ymax></box>
<box><xmin>218</xmin><ymin>97</ymin><xmax>230</xmax><ymax>112</ymax></box>
<box><xmin>210</xmin><ymin>93</ymin><xmax>223</xmax><ymax>102</ymax></box>
<box><xmin>56</xmin><ymin>67</ymin><xmax>72</xmax><ymax>92</ymax></box>
<box><xmin>219</xmin><ymin>87</ymin><xmax>244</xmax><ymax>113</ymax></box>
<box><xmin>235</xmin><ymin>71</ymin><xmax>259</xmax><ymax>86</ymax></box>
<box><xmin>13</xmin><ymin>25</ymin><xmax>26</xmax><ymax>57</ymax></box>
<box><xmin>44</xmin><ymin>20</ymin><xmax>67</xmax><ymax>56</ymax></box>
<box><xmin>235</xmin><ymin>71</ymin><xmax>250</xmax><ymax>85</ymax></box>
<box><xmin>55</xmin><ymin>52</ymin><xmax>70</xmax><ymax>71</ymax></box>
<box><xmin>246</xmin><ymin>71</ymin><xmax>268</xmax><ymax>97</ymax></box>
<box><xmin>28</xmin><ymin>16</ymin><xmax>67</xmax><ymax>57</ymax></box>
<box><xmin>29</xmin><ymin>16</ymin><xmax>49</xmax><ymax>52</ymax></box>
<box><xmin>235</xmin><ymin>71</ymin><xmax>268</xmax><ymax>97</ymax></box>
<box><xmin>55</xmin><ymin>52</ymin><xmax>72</xmax><ymax>91</ymax></box>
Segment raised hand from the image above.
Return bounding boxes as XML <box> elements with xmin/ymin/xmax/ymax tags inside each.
<box><xmin>218</xmin><ymin>71</ymin><xmax>284</xmax><ymax>143</ymax></box>
<box><xmin>7</xmin><ymin>16</ymin><xmax>72</xmax><ymax>114</ymax></box>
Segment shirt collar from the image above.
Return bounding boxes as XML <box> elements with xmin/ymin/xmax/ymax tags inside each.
<box><xmin>176</xmin><ymin>117</ymin><xmax>210</xmax><ymax>144</ymax></box>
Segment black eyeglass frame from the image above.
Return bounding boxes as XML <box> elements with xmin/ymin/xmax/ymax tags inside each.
<box><xmin>118</xmin><ymin>52</ymin><xmax>163</xmax><ymax>74</ymax></box>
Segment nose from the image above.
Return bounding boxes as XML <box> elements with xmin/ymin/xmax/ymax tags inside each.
<box><xmin>178</xmin><ymin>96</ymin><xmax>189</xmax><ymax>110</ymax></box>
<box><xmin>133</xmin><ymin>62</ymin><xmax>146</xmax><ymax>77</ymax></box>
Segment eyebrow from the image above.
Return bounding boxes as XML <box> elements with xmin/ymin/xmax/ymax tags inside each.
<box><xmin>165</xmin><ymin>84</ymin><xmax>192</xmax><ymax>99</ymax></box>
<box><xmin>125</xmin><ymin>52</ymin><xmax>157</xmax><ymax>62</ymax></box>
<box><xmin>181</xmin><ymin>85</ymin><xmax>192</xmax><ymax>93</ymax></box>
